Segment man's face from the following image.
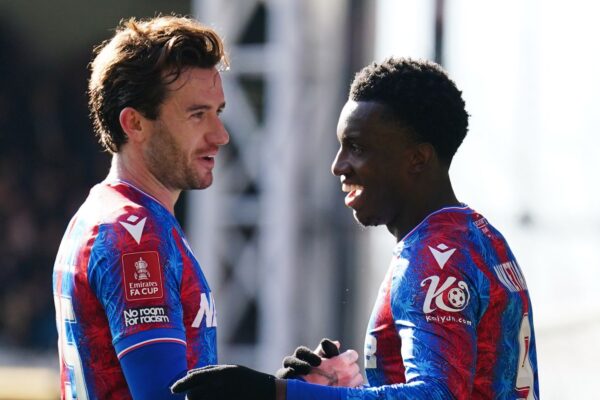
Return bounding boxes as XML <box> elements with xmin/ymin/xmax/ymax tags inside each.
<box><xmin>144</xmin><ymin>67</ymin><xmax>229</xmax><ymax>191</ymax></box>
<box><xmin>331</xmin><ymin>100</ymin><xmax>416</xmax><ymax>227</ymax></box>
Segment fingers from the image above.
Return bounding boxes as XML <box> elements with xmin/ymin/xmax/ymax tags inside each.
<box><xmin>315</xmin><ymin>338</ymin><xmax>340</xmax><ymax>358</ymax></box>
<box><xmin>340</xmin><ymin>349</ymin><xmax>359</xmax><ymax>364</ymax></box>
<box><xmin>276</xmin><ymin>345</ymin><xmax>322</xmax><ymax>379</ymax></box>
<box><xmin>293</xmin><ymin>346</ymin><xmax>322</xmax><ymax>367</ymax></box>
<box><xmin>275</xmin><ymin>367</ymin><xmax>295</xmax><ymax>379</ymax></box>
<box><xmin>276</xmin><ymin>340</ymin><xmax>345</xmax><ymax>381</ymax></box>
<box><xmin>349</xmin><ymin>370</ymin><xmax>364</xmax><ymax>388</ymax></box>
<box><xmin>171</xmin><ymin>366</ymin><xmax>215</xmax><ymax>393</ymax></box>
<box><xmin>281</xmin><ymin>355</ymin><xmax>312</xmax><ymax>375</ymax></box>
<box><xmin>306</xmin><ymin>349</ymin><xmax>362</xmax><ymax>387</ymax></box>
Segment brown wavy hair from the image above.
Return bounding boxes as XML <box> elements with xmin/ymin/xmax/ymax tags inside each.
<box><xmin>88</xmin><ymin>15</ymin><xmax>228</xmax><ymax>153</ymax></box>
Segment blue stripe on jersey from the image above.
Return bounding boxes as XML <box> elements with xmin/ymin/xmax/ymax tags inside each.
<box><xmin>120</xmin><ymin>341</ymin><xmax>187</xmax><ymax>399</ymax></box>
<box><xmin>286</xmin><ymin>379</ymin><xmax>346</xmax><ymax>400</ymax></box>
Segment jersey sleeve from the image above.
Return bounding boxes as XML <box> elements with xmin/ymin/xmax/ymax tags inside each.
<box><xmin>386</xmin><ymin>236</ymin><xmax>489</xmax><ymax>397</ymax></box>
<box><xmin>348</xmin><ymin>236</ymin><xmax>489</xmax><ymax>399</ymax></box>
<box><xmin>119</xmin><ymin>340</ymin><xmax>187</xmax><ymax>399</ymax></box>
<box><xmin>87</xmin><ymin>210</ymin><xmax>187</xmax><ymax>358</ymax></box>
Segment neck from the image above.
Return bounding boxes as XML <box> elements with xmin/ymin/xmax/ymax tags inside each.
<box><xmin>387</xmin><ymin>172</ymin><xmax>461</xmax><ymax>241</ymax></box>
<box><xmin>107</xmin><ymin>152</ymin><xmax>180</xmax><ymax>214</ymax></box>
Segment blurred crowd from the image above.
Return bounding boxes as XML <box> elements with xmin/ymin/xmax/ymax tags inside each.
<box><xmin>0</xmin><ymin>21</ymin><xmax>109</xmax><ymax>351</ymax></box>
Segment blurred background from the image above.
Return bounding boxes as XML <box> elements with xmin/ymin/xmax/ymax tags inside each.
<box><xmin>0</xmin><ymin>0</ymin><xmax>597</xmax><ymax>398</ymax></box>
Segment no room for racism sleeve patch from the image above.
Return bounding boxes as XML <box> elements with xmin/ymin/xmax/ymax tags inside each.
<box><xmin>121</xmin><ymin>251</ymin><xmax>164</xmax><ymax>301</ymax></box>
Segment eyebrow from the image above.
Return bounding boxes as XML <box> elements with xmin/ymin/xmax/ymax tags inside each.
<box><xmin>185</xmin><ymin>102</ymin><xmax>226</xmax><ymax>113</ymax></box>
<box><xmin>341</xmin><ymin>129</ymin><xmax>362</xmax><ymax>140</ymax></box>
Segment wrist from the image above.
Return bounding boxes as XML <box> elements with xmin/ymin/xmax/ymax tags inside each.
<box><xmin>275</xmin><ymin>378</ymin><xmax>287</xmax><ymax>400</ymax></box>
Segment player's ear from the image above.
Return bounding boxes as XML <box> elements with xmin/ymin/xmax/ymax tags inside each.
<box><xmin>119</xmin><ymin>107</ymin><xmax>148</xmax><ymax>143</ymax></box>
<box><xmin>408</xmin><ymin>142</ymin><xmax>435</xmax><ymax>174</ymax></box>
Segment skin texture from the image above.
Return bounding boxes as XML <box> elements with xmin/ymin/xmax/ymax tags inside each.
<box><xmin>275</xmin><ymin>342</ymin><xmax>363</xmax><ymax>400</ymax></box>
<box><xmin>303</xmin><ymin>350</ymin><xmax>362</xmax><ymax>387</ymax></box>
<box><xmin>112</xmin><ymin>67</ymin><xmax>229</xmax><ymax>212</ymax></box>
<box><xmin>332</xmin><ymin>100</ymin><xmax>460</xmax><ymax>241</ymax></box>
<box><xmin>300</xmin><ymin>340</ymin><xmax>362</xmax><ymax>387</ymax></box>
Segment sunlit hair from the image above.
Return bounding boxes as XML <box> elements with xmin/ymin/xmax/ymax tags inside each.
<box><xmin>88</xmin><ymin>15</ymin><xmax>228</xmax><ymax>153</ymax></box>
<box><xmin>350</xmin><ymin>57</ymin><xmax>469</xmax><ymax>165</ymax></box>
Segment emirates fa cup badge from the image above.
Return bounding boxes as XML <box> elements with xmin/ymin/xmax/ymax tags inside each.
<box><xmin>134</xmin><ymin>257</ymin><xmax>150</xmax><ymax>280</ymax></box>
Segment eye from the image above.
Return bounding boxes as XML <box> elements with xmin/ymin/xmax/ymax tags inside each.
<box><xmin>349</xmin><ymin>142</ymin><xmax>363</xmax><ymax>154</ymax></box>
<box><xmin>192</xmin><ymin>111</ymin><xmax>205</xmax><ymax>120</ymax></box>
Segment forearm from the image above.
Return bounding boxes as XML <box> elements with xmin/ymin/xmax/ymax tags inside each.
<box><xmin>345</xmin><ymin>379</ymin><xmax>453</xmax><ymax>400</ymax></box>
<box><xmin>285</xmin><ymin>378</ymin><xmax>347</xmax><ymax>400</ymax></box>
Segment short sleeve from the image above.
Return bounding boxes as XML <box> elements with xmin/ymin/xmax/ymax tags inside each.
<box><xmin>87</xmin><ymin>210</ymin><xmax>186</xmax><ymax>355</ymax></box>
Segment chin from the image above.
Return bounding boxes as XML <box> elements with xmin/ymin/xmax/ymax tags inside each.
<box><xmin>353</xmin><ymin>210</ymin><xmax>382</xmax><ymax>227</ymax></box>
<box><xmin>186</xmin><ymin>172</ymin><xmax>213</xmax><ymax>190</ymax></box>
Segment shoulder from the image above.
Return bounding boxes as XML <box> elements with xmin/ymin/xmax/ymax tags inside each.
<box><xmin>86</xmin><ymin>184</ymin><xmax>183</xmax><ymax>296</ymax></box>
<box><xmin>398</xmin><ymin>207</ymin><xmax>490</xmax><ymax>280</ymax></box>
<box><xmin>402</xmin><ymin>215</ymin><xmax>468</xmax><ymax>262</ymax></box>
<box><xmin>87</xmin><ymin>182</ymin><xmax>177</xmax><ymax>253</ymax></box>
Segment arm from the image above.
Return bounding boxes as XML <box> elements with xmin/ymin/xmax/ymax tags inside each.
<box><xmin>379</xmin><ymin>243</ymin><xmax>483</xmax><ymax>398</ymax></box>
<box><xmin>119</xmin><ymin>337</ymin><xmax>188</xmax><ymax>399</ymax></box>
<box><xmin>171</xmin><ymin>241</ymin><xmax>484</xmax><ymax>399</ymax></box>
<box><xmin>89</xmin><ymin>216</ymin><xmax>195</xmax><ymax>398</ymax></box>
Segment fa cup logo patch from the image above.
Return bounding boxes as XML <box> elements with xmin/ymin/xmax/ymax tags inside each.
<box><xmin>134</xmin><ymin>257</ymin><xmax>150</xmax><ymax>280</ymax></box>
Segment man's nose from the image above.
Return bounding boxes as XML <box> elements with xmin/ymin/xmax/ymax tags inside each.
<box><xmin>331</xmin><ymin>148</ymin><xmax>348</xmax><ymax>176</ymax></box>
<box><xmin>209</xmin><ymin>117</ymin><xmax>229</xmax><ymax>146</ymax></box>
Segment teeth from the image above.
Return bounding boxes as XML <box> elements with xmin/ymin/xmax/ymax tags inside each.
<box><xmin>342</xmin><ymin>183</ymin><xmax>363</xmax><ymax>193</ymax></box>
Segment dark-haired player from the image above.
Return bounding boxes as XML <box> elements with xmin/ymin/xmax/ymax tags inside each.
<box><xmin>172</xmin><ymin>58</ymin><xmax>539</xmax><ymax>399</ymax></box>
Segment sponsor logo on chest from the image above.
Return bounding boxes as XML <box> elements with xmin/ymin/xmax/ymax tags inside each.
<box><xmin>421</xmin><ymin>275</ymin><xmax>471</xmax><ymax>313</ymax></box>
<box><xmin>420</xmin><ymin>243</ymin><xmax>473</xmax><ymax>326</ymax></box>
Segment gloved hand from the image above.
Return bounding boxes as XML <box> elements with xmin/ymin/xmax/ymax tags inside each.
<box><xmin>275</xmin><ymin>338</ymin><xmax>340</xmax><ymax>379</ymax></box>
<box><xmin>171</xmin><ymin>364</ymin><xmax>275</xmax><ymax>400</ymax></box>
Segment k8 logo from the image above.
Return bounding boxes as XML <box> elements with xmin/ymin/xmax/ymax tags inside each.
<box><xmin>420</xmin><ymin>275</ymin><xmax>471</xmax><ymax>313</ymax></box>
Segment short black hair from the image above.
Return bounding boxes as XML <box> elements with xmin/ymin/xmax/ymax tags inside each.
<box><xmin>350</xmin><ymin>57</ymin><xmax>469</xmax><ymax>165</ymax></box>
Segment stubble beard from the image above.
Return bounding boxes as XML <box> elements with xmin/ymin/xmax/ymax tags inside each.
<box><xmin>145</xmin><ymin>123</ymin><xmax>212</xmax><ymax>191</ymax></box>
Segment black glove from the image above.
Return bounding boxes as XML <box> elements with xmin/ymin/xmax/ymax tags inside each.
<box><xmin>171</xmin><ymin>364</ymin><xmax>275</xmax><ymax>400</ymax></box>
<box><xmin>275</xmin><ymin>338</ymin><xmax>340</xmax><ymax>379</ymax></box>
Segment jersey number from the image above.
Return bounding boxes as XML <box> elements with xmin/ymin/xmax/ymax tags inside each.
<box><xmin>365</xmin><ymin>334</ymin><xmax>378</xmax><ymax>369</ymax></box>
<box><xmin>55</xmin><ymin>295</ymin><xmax>89</xmax><ymax>400</ymax></box>
<box><xmin>515</xmin><ymin>313</ymin><xmax>534</xmax><ymax>399</ymax></box>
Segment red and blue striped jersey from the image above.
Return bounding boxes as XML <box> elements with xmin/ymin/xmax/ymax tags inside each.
<box><xmin>355</xmin><ymin>205</ymin><xmax>538</xmax><ymax>399</ymax></box>
<box><xmin>52</xmin><ymin>180</ymin><xmax>217</xmax><ymax>399</ymax></box>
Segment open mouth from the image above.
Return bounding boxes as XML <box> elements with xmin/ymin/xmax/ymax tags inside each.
<box><xmin>196</xmin><ymin>154</ymin><xmax>216</xmax><ymax>169</ymax></box>
<box><xmin>342</xmin><ymin>183</ymin><xmax>364</xmax><ymax>207</ymax></box>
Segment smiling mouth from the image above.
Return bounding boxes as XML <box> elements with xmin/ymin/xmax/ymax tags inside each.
<box><xmin>342</xmin><ymin>183</ymin><xmax>364</xmax><ymax>207</ymax></box>
<box><xmin>196</xmin><ymin>154</ymin><xmax>216</xmax><ymax>169</ymax></box>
